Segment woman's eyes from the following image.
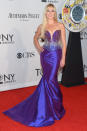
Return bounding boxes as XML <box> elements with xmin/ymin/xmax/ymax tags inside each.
<box><xmin>47</xmin><ymin>10</ymin><xmax>55</xmax><ymax>12</ymax></box>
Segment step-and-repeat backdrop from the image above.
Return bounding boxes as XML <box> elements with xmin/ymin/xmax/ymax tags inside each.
<box><xmin>0</xmin><ymin>0</ymin><xmax>87</xmax><ymax>91</ymax></box>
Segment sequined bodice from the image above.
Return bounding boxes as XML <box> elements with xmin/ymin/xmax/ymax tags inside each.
<box><xmin>43</xmin><ymin>30</ymin><xmax>62</xmax><ymax>50</ymax></box>
<box><xmin>45</xmin><ymin>30</ymin><xmax>61</xmax><ymax>42</ymax></box>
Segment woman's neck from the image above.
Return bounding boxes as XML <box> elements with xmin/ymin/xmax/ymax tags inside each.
<box><xmin>47</xmin><ymin>19</ymin><xmax>55</xmax><ymax>25</ymax></box>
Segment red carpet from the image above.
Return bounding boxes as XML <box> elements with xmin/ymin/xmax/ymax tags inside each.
<box><xmin>0</xmin><ymin>83</ymin><xmax>87</xmax><ymax>131</ymax></box>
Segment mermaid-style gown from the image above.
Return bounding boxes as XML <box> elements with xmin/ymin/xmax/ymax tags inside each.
<box><xmin>3</xmin><ymin>30</ymin><xmax>65</xmax><ymax>127</ymax></box>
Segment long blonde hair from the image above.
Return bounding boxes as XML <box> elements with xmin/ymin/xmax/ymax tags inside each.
<box><xmin>40</xmin><ymin>3</ymin><xmax>58</xmax><ymax>41</ymax></box>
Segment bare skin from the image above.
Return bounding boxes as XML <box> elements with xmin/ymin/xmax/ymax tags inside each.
<box><xmin>34</xmin><ymin>6</ymin><xmax>66</xmax><ymax>68</ymax></box>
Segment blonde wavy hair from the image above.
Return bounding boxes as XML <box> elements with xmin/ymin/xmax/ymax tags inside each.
<box><xmin>40</xmin><ymin>3</ymin><xmax>58</xmax><ymax>41</ymax></box>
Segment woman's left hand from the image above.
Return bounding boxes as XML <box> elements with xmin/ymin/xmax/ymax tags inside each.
<box><xmin>60</xmin><ymin>57</ymin><xmax>65</xmax><ymax>68</ymax></box>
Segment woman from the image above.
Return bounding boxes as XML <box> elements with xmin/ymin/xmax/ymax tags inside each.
<box><xmin>3</xmin><ymin>3</ymin><xmax>66</xmax><ymax>127</ymax></box>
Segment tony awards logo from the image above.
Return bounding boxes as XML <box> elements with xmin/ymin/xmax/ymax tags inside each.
<box><xmin>35</xmin><ymin>69</ymin><xmax>43</xmax><ymax>76</ymax></box>
<box><xmin>0</xmin><ymin>34</ymin><xmax>14</xmax><ymax>44</ymax></box>
<box><xmin>0</xmin><ymin>73</ymin><xmax>16</xmax><ymax>84</ymax></box>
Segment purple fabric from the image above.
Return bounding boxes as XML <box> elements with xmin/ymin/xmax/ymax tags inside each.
<box><xmin>3</xmin><ymin>30</ymin><xmax>65</xmax><ymax>127</ymax></box>
<box><xmin>45</xmin><ymin>30</ymin><xmax>61</xmax><ymax>42</ymax></box>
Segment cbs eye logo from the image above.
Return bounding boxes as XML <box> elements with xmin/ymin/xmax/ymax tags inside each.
<box><xmin>17</xmin><ymin>53</ymin><xmax>22</xmax><ymax>59</ymax></box>
<box><xmin>17</xmin><ymin>52</ymin><xmax>35</xmax><ymax>59</ymax></box>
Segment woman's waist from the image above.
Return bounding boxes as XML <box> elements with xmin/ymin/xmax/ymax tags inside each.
<box><xmin>43</xmin><ymin>41</ymin><xmax>62</xmax><ymax>51</ymax></box>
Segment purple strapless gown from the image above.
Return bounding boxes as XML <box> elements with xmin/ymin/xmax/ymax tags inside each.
<box><xmin>3</xmin><ymin>30</ymin><xmax>65</xmax><ymax>127</ymax></box>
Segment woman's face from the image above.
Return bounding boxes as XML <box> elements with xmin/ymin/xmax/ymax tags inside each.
<box><xmin>46</xmin><ymin>6</ymin><xmax>55</xmax><ymax>20</ymax></box>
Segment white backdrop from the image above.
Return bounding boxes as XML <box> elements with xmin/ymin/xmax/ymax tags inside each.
<box><xmin>0</xmin><ymin>0</ymin><xmax>87</xmax><ymax>91</ymax></box>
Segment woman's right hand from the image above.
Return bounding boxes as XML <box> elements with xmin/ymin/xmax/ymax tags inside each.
<box><xmin>37</xmin><ymin>46</ymin><xmax>44</xmax><ymax>53</ymax></box>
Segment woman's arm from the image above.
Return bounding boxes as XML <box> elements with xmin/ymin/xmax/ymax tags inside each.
<box><xmin>60</xmin><ymin>23</ymin><xmax>66</xmax><ymax>67</ymax></box>
<box><xmin>33</xmin><ymin>24</ymin><xmax>44</xmax><ymax>53</ymax></box>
